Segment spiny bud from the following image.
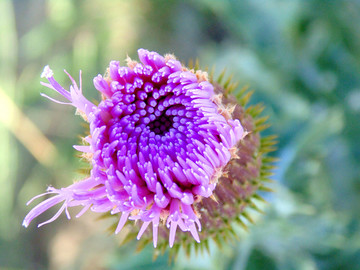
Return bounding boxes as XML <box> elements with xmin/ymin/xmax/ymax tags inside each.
<box><xmin>23</xmin><ymin>49</ymin><xmax>276</xmax><ymax>260</ymax></box>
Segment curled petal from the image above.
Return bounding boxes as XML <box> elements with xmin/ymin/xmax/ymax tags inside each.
<box><xmin>41</xmin><ymin>66</ymin><xmax>95</xmax><ymax>117</ymax></box>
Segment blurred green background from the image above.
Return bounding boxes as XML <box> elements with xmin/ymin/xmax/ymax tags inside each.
<box><xmin>1</xmin><ymin>0</ymin><xmax>360</xmax><ymax>269</ymax></box>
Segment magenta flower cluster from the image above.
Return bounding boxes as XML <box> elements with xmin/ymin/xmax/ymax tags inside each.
<box><xmin>23</xmin><ymin>49</ymin><xmax>244</xmax><ymax>247</ymax></box>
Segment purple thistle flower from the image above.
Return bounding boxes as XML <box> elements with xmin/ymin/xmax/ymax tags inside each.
<box><xmin>23</xmin><ymin>49</ymin><xmax>247</xmax><ymax>248</ymax></box>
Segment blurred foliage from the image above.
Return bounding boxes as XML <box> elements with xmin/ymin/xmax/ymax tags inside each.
<box><xmin>0</xmin><ymin>0</ymin><xmax>360</xmax><ymax>269</ymax></box>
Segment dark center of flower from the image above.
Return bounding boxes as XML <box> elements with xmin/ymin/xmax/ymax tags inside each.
<box><xmin>148</xmin><ymin>112</ymin><xmax>174</xmax><ymax>136</ymax></box>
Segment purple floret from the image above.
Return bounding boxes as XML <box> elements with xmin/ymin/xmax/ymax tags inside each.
<box><xmin>23</xmin><ymin>49</ymin><xmax>245</xmax><ymax>248</ymax></box>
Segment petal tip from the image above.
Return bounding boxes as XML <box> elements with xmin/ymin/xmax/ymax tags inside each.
<box><xmin>41</xmin><ymin>65</ymin><xmax>53</xmax><ymax>79</ymax></box>
<box><xmin>22</xmin><ymin>220</ymin><xmax>29</xmax><ymax>228</ymax></box>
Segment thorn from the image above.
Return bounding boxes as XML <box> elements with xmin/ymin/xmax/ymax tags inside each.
<box><xmin>223</xmin><ymin>74</ymin><xmax>233</xmax><ymax>89</ymax></box>
<box><xmin>229</xmin><ymin>147</ymin><xmax>240</xmax><ymax>159</ymax></box>
<box><xmin>252</xmin><ymin>194</ymin><xmax>267</xmax><ymax>203</ymax></box>
<box><xmin>194</xmin><ymin>58</ymin><xmax>200</xmax><ymax>70</ymax></box>
<box><xmin>227</xmin><ymin>104</ymin><xmax>237</xmax><ymax>115</ymax></box>
<box><xmin>188</xmin><ymin>58</ymin><xmax>194</xmax><ymax>69</ymax></box>
<box><xmin>217</xmin><ymin>68</ymin><xmax>227</xmax><ymax>84</ymax></box>
<box><xmin>210</xmin><ymin>194</ymin><xmax>218</xmax><ymax>203</ymax></box>
<box><xmin>258</xmin><ymin>185</ymin><xmax>274</xmax><ymax>192</ymax></box>
<box><xmin>240</xmin><ymin>90</ymin><xmax>254</xmax><ymax>106</ymax></box>
<box><xmin>242</xmin><ymin>211</ymin><xmax>254</xmax><ymax>224</ymax></box>
<box><xmin>209</xmin><ymin>66</ymin><xmax>215</xmax><ymax>81</ymax></box>
<box><xmin>225</xmin><ymin>81</ymin><xmax>239</xmax><ymax>96</ymax></box>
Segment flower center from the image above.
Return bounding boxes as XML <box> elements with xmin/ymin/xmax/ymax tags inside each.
<box><xmin>148</xmin><ymin>112</ymin><xmax>174</xmax><ymax>136</ymax></box>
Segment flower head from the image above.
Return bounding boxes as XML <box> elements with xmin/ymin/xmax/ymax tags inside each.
<box><xmin>24</xmin><ymin>49</ymin><xmax>275</xmax><ymax>254</ymax></box>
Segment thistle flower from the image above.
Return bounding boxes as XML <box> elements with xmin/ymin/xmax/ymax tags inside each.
<box><xmin>23</xmin><ymin>49</ymin><xmax>276</xmax><ymax>255</ymax></box>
